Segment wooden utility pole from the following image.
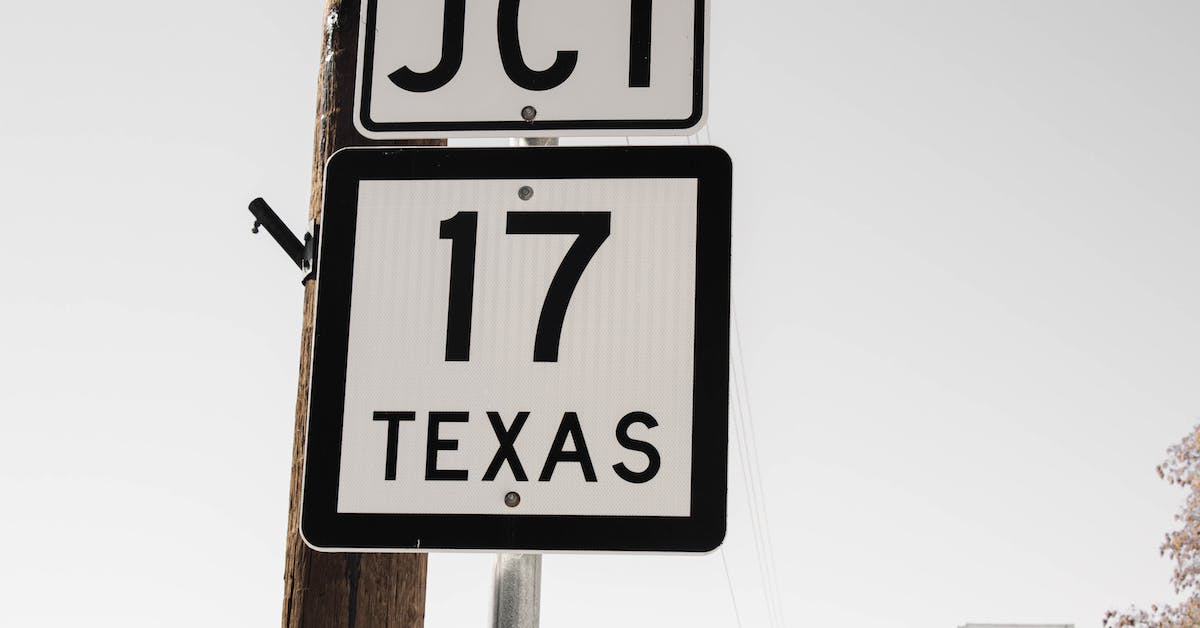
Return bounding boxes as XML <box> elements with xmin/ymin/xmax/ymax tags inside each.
<box><xmin>281</xmin><ymin>1</ymin><xmax>442</xmax><ymax>626</ymax></box>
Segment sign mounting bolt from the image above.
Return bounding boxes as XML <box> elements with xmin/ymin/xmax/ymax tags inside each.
<box><xmin>518</xmin><ymin>186</ymin><xmax>534</xmax><ymax>201</ymax></box>
<box><xmin>521</xmin><ymin>106</ymin><xmax>537</xmax><ymax>121</ymax></box>
<box><xmin>504</xmin><ymin>491</ymin><xmax>521</xmax><ymax>508</ymax></box>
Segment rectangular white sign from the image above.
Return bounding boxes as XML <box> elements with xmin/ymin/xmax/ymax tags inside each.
<box><xmin>302</xmin><ymin>146</ymin><xmax>730</xmax><ymax>552</ymax></box>
<box><xmin>354</xmin><ymin>0</ymin><xmax>708</xmax><ymax>137</ymax></box>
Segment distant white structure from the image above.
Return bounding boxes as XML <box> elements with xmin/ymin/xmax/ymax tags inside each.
<box><xmin>960</xmin><ymin>624</ymin><xmax>1073</xmax><ymax>628</ymax></box>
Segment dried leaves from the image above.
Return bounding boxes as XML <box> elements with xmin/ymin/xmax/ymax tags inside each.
<box><xmin>1105</xmin><ymin>424</ymin><xmax>1200</xmax><ymax>628</ymax></box>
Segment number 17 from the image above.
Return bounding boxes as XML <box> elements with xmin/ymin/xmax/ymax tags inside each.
<box><xmin>439</xmin><ymin>211</ymin><xmax>611</xmax><ymax>363</ymax></box>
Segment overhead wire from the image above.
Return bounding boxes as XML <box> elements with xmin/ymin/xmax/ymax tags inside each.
<box><xmin>729</xmin><ymin>357</ymin><xmax>780</xmax><ymax>627</ymax></box>
<box><xmin>720</xmin><ymin>547</ymin><xmax>747</xmax><ymax>628</ymax></box>
<box><xmin>677</xmin><ymin>127</ymin><xmax>770</xmax><ymax>626</ymax></box>
<box><xmin>732</xmin><ymin>302</ymin><xmax>788</xmax><ymax>627</ymax></box>
<box><xmin>708</xmin><ymin>116</ymin><xmax>788</xmax><ymax>627</ymax></box>
<box><xmin>642</xmin><ymin>125</ymin><xmax>787</xmax><ymax>627</ymax></box>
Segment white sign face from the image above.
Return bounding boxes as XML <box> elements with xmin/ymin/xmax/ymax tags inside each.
<box><xmin>302</xmin><ymin>146</ymin><xmax>730</xmax><ymax>552</ymax></box>
<box><xmin>354</xmin><ymin>0</ymin><xmax>707</xmax><ymax>137</ymax></box>
<box><xmin>338</xmin><ymin>178</ymin><xmax>697</xmax><ymax>516</ymax></box>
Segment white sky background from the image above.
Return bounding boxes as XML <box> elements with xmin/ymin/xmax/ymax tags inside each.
<box><xmin>1</xmin><ymin>1</ymin><xmax>1198</xmax><ymax>626</ymax></box>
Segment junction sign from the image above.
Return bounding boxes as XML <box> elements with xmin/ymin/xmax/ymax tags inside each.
<box><xmin>354</xmin><ymin>0</ymin><xmax>709</xmax><ymax>137</ymax></box>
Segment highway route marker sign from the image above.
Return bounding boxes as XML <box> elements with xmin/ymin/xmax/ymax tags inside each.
<box><xmin>354</xmin><ymin>0</ymin><xmax>708</xmax><ymax>137</ymax></box>
<box><xmin>301</xmin><ymin>146</ymin><xmax>731</xmax><ymax>552</ymax></box>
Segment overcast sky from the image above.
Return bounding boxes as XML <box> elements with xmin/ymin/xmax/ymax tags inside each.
<box><xmin>3</xmin><ymin>1</ymin><xmax>1199</xmax><ymax>627</ymax></box>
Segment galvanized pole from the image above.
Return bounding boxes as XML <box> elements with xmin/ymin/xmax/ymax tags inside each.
<box><xmin>490</xmin><ymin>134</ymin><xmax>557</xmax><ymax>628</ymax></box>
<box><xmin>491</xmin><ymin>554</ymin><xmax>542</xmax><ymax>628</ymax></box>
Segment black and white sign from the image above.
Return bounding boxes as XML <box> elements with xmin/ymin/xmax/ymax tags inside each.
<box><xmin>301</xmin><ymin>146</ymin><xmax>731</xmax><ymax>552</ymax></box>
<box><xmin>354</xmin><ymin>0</ymin><xmax>707</xmax><ymax>138</ymax></box>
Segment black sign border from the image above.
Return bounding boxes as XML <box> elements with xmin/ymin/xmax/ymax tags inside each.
<box><xmin>357</xmin><ymin>0</ymin><xmax>707</xmax><ymax>135</ymax></box>
<box><xmin>302</xmin><ymin>146</ymin><xmax>730</xmax><ymax>552</ymax></box>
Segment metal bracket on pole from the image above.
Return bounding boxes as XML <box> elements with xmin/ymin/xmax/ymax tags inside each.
<box><xmin>247</xmin><ymin>197</ymin><xmax>319</xmax><ymax>284</ymax></box>
<box><xmin>492</xmin><ymin>554</ymin><xmax>542</xmax><ymax>628</ymax></box>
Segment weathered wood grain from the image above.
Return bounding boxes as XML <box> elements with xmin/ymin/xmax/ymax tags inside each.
<box><xmin>282</xmin><ymin>2</ymin><xmax>442</xmax><ymax>626</ymax></box>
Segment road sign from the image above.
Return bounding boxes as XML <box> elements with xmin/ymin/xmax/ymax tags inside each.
<box><xmin>301</xmin><ymin>146</ymin><xmax>731</xmax><ymax>552</ymax></box>
<box><xmin>354</xmin><ymin>0</ymin><xmax>708</xmax><ymax>138</ymax></box>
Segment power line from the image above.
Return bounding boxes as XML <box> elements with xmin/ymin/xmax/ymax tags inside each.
<box><xmin>720</xmin><ymin>547</ymin><xmax>747</xmax><ymax>628</ymax></box>
<box><xmin>692</xmin><ymin>121</ymin><xmax>787</xmax><ymax>627</ymax></box>
<box><xmin>732</xmin><ymin>302</ymin><xmax>788</xmax><ymax>627</ymax></box>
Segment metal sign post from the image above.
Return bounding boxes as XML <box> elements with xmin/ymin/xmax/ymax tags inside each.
<box><xmin>491</xmin><ymin>554</ymin><xmax>542</xmax><ymax>628</ymax></box>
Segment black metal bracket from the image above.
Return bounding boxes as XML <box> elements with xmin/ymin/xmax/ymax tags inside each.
<box><xmin>248</xmin><ymin>197</ymin><xmax>319</xmax><ymax>284</ymax></box>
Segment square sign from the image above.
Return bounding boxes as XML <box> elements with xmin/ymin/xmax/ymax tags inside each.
<box><xmin>302</xmin><ymin>146</ymin><xmax>731</xmax><ymax>552</ymax></box>
<box><xmin>354</xmin><ymin>0</ymin><xmax>708</xmax><ymax>138</ymax></box>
